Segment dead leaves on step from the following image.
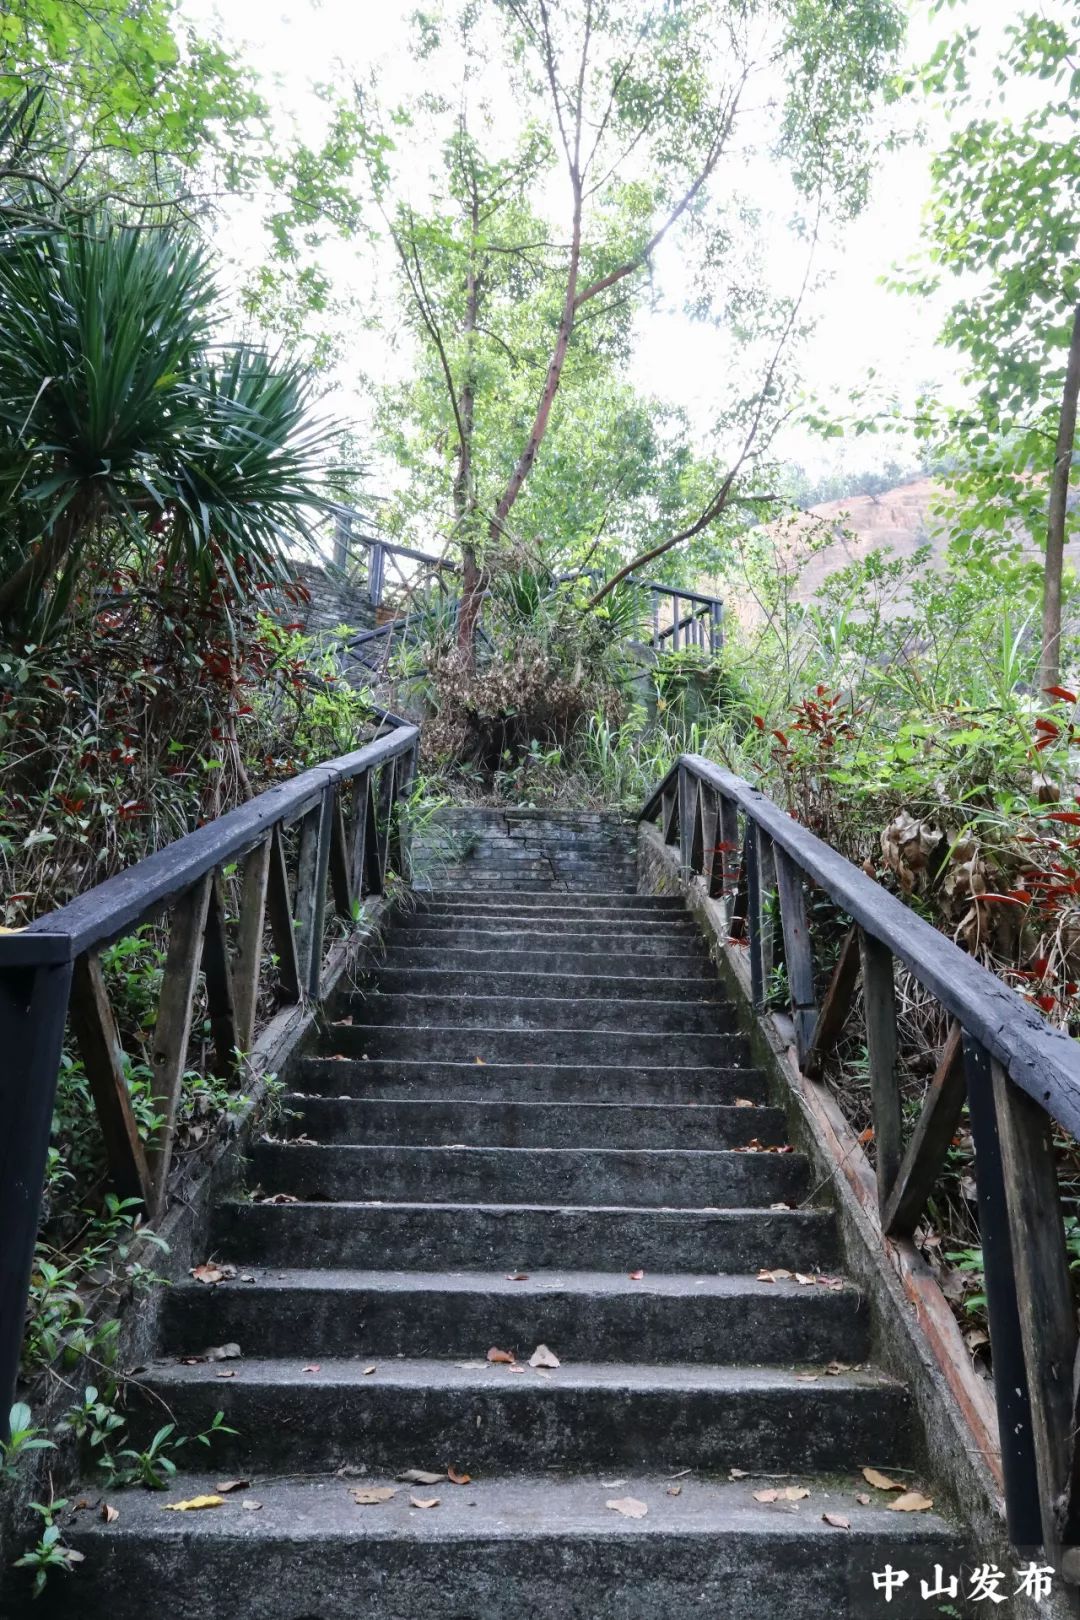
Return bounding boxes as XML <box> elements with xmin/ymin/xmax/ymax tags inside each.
<box><xmin>755</xmin><ymin>1269</ymin><xmax>844</xmax><ymax>1291</ymax></box>
<box><xmin>606</xmin><ymin>1496</ymin><xmax>648</xmax><ymax>1518</ymax></box>
<box><xmin>861</xmin><ymin>1467</ymin><xmax>933</xmax><ymax>1512</ymax></box>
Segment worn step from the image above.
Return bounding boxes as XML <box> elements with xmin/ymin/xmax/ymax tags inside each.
<box><xmin>127</xmin><ymin>1358</ymin><xmax>913</xmax><ymax>1474</ymax></box>
<box><xmin>323</xmin><ymin>1024</ymin><xmax>750</xmax><ymax>1068</ymax></box>
<box><xmin>368</xmin><ymin>968</ymin><xmax>722</xmax><ymax>1002</ymax></box>
<box><xmin>250</xmin><ymin>1143</ymin><xmax>805</xmax><ymax>1206</ymax></box>
<box><xmin>415</xmin><ymin>891</ymin><xmax>685</xmax><ymax>912</ymax></box>
<box><xmin>339</xmin><ymin>993</ymin><xmax>737</xmax><ymax>1035</ymax></box>
<box><xmin>402</xmin><ymin>910</ymin><xmax>686</xmax><ymax>934</ymax></box>
<box><xmin>162</xmin><ymin>1268</ymin><xmax>867</xmax><ymax>1364</ymax></box>
<box><xmin>213</xmin><ymin>1200</ymin><xmax>838</xmax><ymax>1273</ymax></box>
<box><xmin>298</xmin><ymin>1058</ymin><xmax>767</xmax><ymax>1106</ymax></box>
<box><xmin>385</xmin><ymin>927</ymin><xmax>709</xmax><ymax>958</ymax></box>
<box><xmin>393</xmin><ymin>912</ymin><xmax>697</xmax><ymax>936</ymax></box>
<box><xmin>377</xmin><ymin>946</ymin><xmax>717</xmax><ymax>980</ymax></box>
<box><xmin>282</xmin><ymin>1096</ymin><xmax>787</xmax><ymax>1150</ymax></box>
<box><xmin>44</xmin><ymin>1472</ymin><xmax>966</xmax><ymax>1620</ymax></box>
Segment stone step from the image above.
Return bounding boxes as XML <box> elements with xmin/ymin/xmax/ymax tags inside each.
<box><xmin>249</xmin><ymin>1143</ymin><xmax>806</xmax><ymax>1207</ymax></box>
<box><xmin>416</xmin><ymin>891</ymin><xmax>685</xmax><ymax>912</ymax></box>
<box><xmin>385</xmin><ymin>926</ymin><xmax>709</xmax><ymax>957</ymax></box>
<box><xmin>377</xmin><ymin>946</ymin><xmax>717</xmax><ymax>979</ymax></box>
<box><xmin>212</xmin><ymin>1200</ymin><xmax>838</xmax><ymax>1274</ymax></box>
<box><xmin>298</xmin><ymin>1057</ymin><xmax>767</xmax><ymax>1105</ymax></box>
<box><xmin>369</xmin><ymin>968</ymin><xmax>724</xmax><ymax>1002</ymax></box>
<box><xmin>45</xmin><ymin>1472</ymin><xmax>965</xmax><ymax>1620</ymax></box>
<box><xmin>322</xmin><ymin>1023</ymin><xmax>751</xmax><ymax>1068</ymax></box>
<box><xmin>393</xmin><ymin>912</ymin><xmax>697</xmax><ymax>936</ymax></box>
<box><xmin>162</xmin><ymin>1268</ymin><xmax>867</xmax><ymax>1364</ymax></box>
<box><xmin>282</xmin><ymin>1096</ymin><xmax>787</xmax><ymax>1150</ymax></box>
<box><xmin>125</xmin><ymin>1358</ymin><xmax>913</xmax><ymax>1475</ymax></box>
<box><xmin>421</xmin><ymin>875</ymin><xmax>638</xmax><ymax>892</ymax></box>
<box><xmin>338</xmin><ymin>993</ymin><xmax>737</xmax><ymax>1035</ymax></box>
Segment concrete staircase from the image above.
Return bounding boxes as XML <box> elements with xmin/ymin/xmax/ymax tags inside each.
<box><xmin>50</xmin><ymin>819</ymin><xmax>970</xmax><ymax>1619</ymax></box>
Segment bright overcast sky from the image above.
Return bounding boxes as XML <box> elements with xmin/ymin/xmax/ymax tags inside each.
<box><xmin>182</xmin><ymin>0</ymin><xmax>1021</xmax><ymax>481</ymax></box>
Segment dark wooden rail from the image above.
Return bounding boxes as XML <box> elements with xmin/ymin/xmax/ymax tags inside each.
<box><xmin>0</xmin><ymin>719</ymin><xmax>419</xmax><ymax>1433</ymax></box>
<box><xmin>644</xmin><ymin>582</ymin><xmax>723</xmax><ymax>656</ymax></box>
<box><xmin>331</xmin><ymin>508</ymin><xmax>458</xmax><ymax>610</ymax></box>
<box><xmin>642</xmin><ymin>753</ymin><xmax>1080</xmax><ymax>1573</ymax></box>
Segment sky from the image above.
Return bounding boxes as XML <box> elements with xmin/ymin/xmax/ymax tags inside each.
<box><xmin>180</xmin><ymin>0</ymin><xmax>1020</xmax><ymax>485</ymax></box>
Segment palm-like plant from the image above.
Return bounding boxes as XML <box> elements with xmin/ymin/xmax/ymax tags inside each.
<box><xmin>0</xmin><ymin>221</ymin><xmax>338</xmax><ymax>638</ymax></box>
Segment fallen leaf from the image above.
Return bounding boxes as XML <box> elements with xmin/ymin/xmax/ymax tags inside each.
<box><xmin>890</xmin><ymin>1492</ymin><xmax>933</xmax><ymax>1513</ymax></box>
<box><xmin>215</xmin><ymin>1479</ymin><xmax>250</xmax><ymax>1494</ymax></box>
<box><xmin>816</xmin><ymin>1275</ymin><xmax>845</xmax><ymax>1291</ymax></box>
<box><xmin>528</xmin><ymin>1344</ymin><xmax>560</xmax><ymax>1369</ymax></box>
<box><xmin>398</xmin><ymin>1469</ymin><xmax>445</xmax><ymax>1485</ymax></box>
<box><xmin>757</xmin><ymin>1269</ymin><xmax>793</xmax><ymax>1283</ymax></box>
<box><xmin>215</xmin><ymin>1370</ymin><xmax>236</xmax><ymax>1379</ymax></box>
<box><xmin>474</xmin><ymin>1057</ymin><xmax>486</xmax><ymax>1065</ymax></box>
<box><xmin>101</xmin><ymin>1503</ymin><xmax>119</xmax><ymax>1524</ymax></box>
<box><xmin>163</xmin><ymin>1496</ymin><xmax>224</xmax><ymax>1512</ymax></box>
<box><xmin>628</xmin><ymin>1269</ymin><xmax>644</xmax><ymax>1281</ymax></box>
<box><xmin>447</xmin><ymin>1468</ymin><xmax>471</xmax><ymax>1486</ymax></box>
<box><xmin>667</xmin><ymin>1485</ymin><xmax>682</xmax><ymax>1497</ymax></box>
<box><xmin>794</xmin><ymin>1273</ymin><xmax>816</xmax><ymax>1286</ymax></box>
<box><xmin>242</xmin><ymin>1499</ymin><xmax>263</xmax><ymax>1511</ymax></box>
<box><xmin>352</xmin><ymin>1487</ymin><xmax>398</xmax><ymax>1505</ymax></box>
<box><xmin>410</xmin><ymin>1496</ymin><xmax>440</xmax><ymax>1509</ymax></box>
<box><xmin>506</xmin><ymin>1272</ymin><xmax>529</xmax><ymax>1281</ymax></box>
<box><xmin>190</xmin><ymin>1262</ymin><xmax>236</xmax><ymax>1285</ymax></box>
<box><xmin>855</xmin><ymin>1493</ymin><xmax>871</xmax><ymax>1505</ymax></box>
<box><xmin>457</xmin><ymin>1361</ymin><xmax>488</xmax><ymax>1370</ymax></box>
<box><xmin>206</xmin><ymin>1343</ymin><xmax>242</xmax><ymax>1362</ymax></box>
<box><xmin>734</xmin><ymin>1098</ymin><xmax>755</xmax><ymax>1108</ymax></box>
<box><xmin>729</xmin><ymin>1468</ymin><xmax>748</xmax><ymax>1480</ymax></box>
<box><xmin>487</xmin><ymin>1347</ymin><xmax>515</xmax><ymax>1364</ymax></box>
<box><xmin>861</xmin><ymin>1467</ymin><xmax>905</xmax><ymax>1492</ymax></box>
<box><xmin>769</xmin><ymin>1202</ymin><xmax>792</xmax><ymax>1211</ymax></box>
<box><xmin>795</xmin><ymin>1373</ymin><xmax>819</xmax><ymax>1383</ymax></box>
<box><xmin>825</xmin><ymin>1361</ymin><xmax>853</xmax><ymax>1376</ymax></box>
<box><xmin>606</xmin><ymin>1497</ymin><xmax>647</xmax><ymax>1518</ymax></box>
<box><xmin>754</xmin><ymin>1490</ymin><xmax>780</xmax><ymax>1503</ymax></box>
<box><xmin>364</xmin><ymin>1365</ymin><xmax>377</xmax><ymax>1376</ymax></box>
<box><xmin>260</xmin><ymin>1193</ymin><xmax>298</xmax><ymax>1205</ymax></box>
<box><xmin>302</xmin><ymin>1364</ymin><xmax>321</xmax><ymax>1374</ymax></box>
<box><xmin>782</xmin><ymin>1487</ymin><xmax>810</xmax><ymax>1501</ymax></box>
<box><xmin>823</xmin><ymin>1512</ymin><xmax>851</xmax><ymax>1529</ymax></box>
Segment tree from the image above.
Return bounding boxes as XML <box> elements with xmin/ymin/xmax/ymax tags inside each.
<box><xmin>0</xmin><ymin>223</ymin><xmax>338</xmax><ymax>640</ymax></box>
<box><xmin>907</xmin><ymin>5</ymin><xmax>1080</xmax><ymax>689</ymax></box>
<box><xmin>0</xmin><ymin>0</ymin><xmax>267</xmax><ymax>227</ymax></box>
<box><xmin>348</xmin><ymin>0</ymin><xmax>903</xmax><ymax>656</ymax></box>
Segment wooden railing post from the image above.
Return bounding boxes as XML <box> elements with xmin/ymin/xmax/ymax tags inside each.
<box><xmin>991</xmin><ymin>1059</ymin><xmax>1077</xmax><ymax>1561</ymax></box>
<box><xmin>744</xmin><ymin>826</ymin><xmax>764</xmax><ymax>1009</ymax></box>
<box><xmin>773</xmin><ymin>847</ymin><xmax>817</xmax><ymax>1065</ymax></box>
<box><xmin>678</xmin><ymin>765</ymin><xmax>695</xmax><ymax>877</ymax></box>
<box><xmin>858</xmin><ymin>928</ymin><xmax>902</xmax><ymax>1212</ymax></box>
<box><xmin>0</xmin><ymin>955</ymin><xmax>73</xmax><ymax>1434</ymax></box>
<box><xmin>68</xmin><ymin>953</ymin><xmax>153</xmax><ymax>1207</ymax></box>
<box><xmin>963</xmin><ymin>1036</ymin><xmax>1043</xmax><ymax>1547</ymax></box>
<box><xmin>146</xmin><ymin>874</ymin><xmax>213</xmax><ymax>1210</ymax></box>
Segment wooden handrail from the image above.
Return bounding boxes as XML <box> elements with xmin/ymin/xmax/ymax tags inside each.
<box><xmin>0</xmin><ymin>719</ymin><xmax>419</xmax><ymax>1437</ymax></box>
<box><xmin>641</xmin><ymin>753</ymin><xmax>1080</xmax><ymax>1572</ymax></box>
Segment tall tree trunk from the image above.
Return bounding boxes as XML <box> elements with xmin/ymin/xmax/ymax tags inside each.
<box><xmin>455</xmin><ymin>181</ymin><xmax>484</xmax><ymax>665</ymax></box>
<box><xmin>1041</xmin><ymin>302</ymin><xmax>1080</xmax><ymax>694</ymax></box>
